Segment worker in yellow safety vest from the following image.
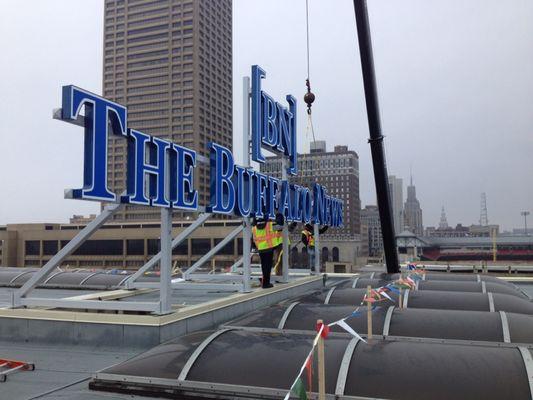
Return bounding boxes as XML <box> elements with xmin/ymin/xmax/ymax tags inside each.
<box><xmin>302</xmin><ymin>223</ymin><xmax>328</xmax><ymax>270</ymax></box>
<box><xmin>252</xmin><ymin>213</ymin><xmax>295</xmax><ymax>288</ymax></box>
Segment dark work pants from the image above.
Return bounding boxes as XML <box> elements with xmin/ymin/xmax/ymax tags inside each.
<box><xmin>259</xmin><ymin>249</ymin><xmax>274</xmax><ymax>287</ymax></box>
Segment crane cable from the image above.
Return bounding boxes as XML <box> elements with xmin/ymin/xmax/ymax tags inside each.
<box><xmin>303</xmin><ymin>0</ymin><xmax>317</xmax><ymax>177</ymax></box>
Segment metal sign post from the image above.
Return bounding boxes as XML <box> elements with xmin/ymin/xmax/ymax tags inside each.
<box><xmin>281</xmin><ymin>157</ymin><xmax>290</xmax><ymax>283</ymax></box>
<box><xmin>242</xmin><ymin>76</ymin><xmax>252</xmax><ymax>292</ymax></box>
<box><xmin>314</xmin><ymin>223</ymin><xmax>320</xmax><ymax>274</ymax></box>
<box><xmin>159</xmin><ymin>207</ymin><xmax>173</xmax><ymax>314</ymax></box>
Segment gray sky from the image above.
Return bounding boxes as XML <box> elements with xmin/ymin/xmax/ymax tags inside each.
<box><xmin>1</xmin><ymin>0</ymin><xmax>532</xmax><ymax>230</ymax></box>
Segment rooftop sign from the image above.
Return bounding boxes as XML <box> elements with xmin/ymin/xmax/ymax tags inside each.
<box><xmin>60</xmin><ymin>66</ymin><xmax>343</xmax><ymax>227</ymax></box>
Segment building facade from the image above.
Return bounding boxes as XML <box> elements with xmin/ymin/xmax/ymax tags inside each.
<box><xmin>388</xmin><ymin>175</ymin><xmax>403</xmax><ymax>233</ymax></box>
<box><xmin>102</xmin><ymin>0</ymin><xmax>233</xmax><ymax>221</ymax></box>
<box><xmin>403</xmin><ymin>177</ymin><xmax>423</xmax><ymax>236</ymax></box>
<box><xmin>0</xmin><ymin>221</ymin><xmax>361</xmax><ymax>271</ymax></box>
<box><xmin>361</xmin><ymin>205</ymin><xmax>383</xmax><ymax>257</ymax></box>
<box><xmin>425</xmin><ymin>224</ymin><xmax>499</xmax><ymax>238</ymax></box>
<box><xmin>261</xmin><ymin>143</ymin><xmax>361</xmax><ymax>238</ymax></box>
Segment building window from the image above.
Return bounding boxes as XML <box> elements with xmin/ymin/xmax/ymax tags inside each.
<box><xmin>191</xmin><ymin>238</ymin><xmax>210</xmax><ymax>255</ymax></box>
<box><xmin>172</xmin><ymin>241</ymin><xmax>188</xmax><ymax>255</ymax></box>
<box><xmin>147</xmin><ymin>239</ymin><xmax>160</xmax><ymax>255</ymax></box>
<box><xmin>127</xmin><ymin>239</ymin><xmax>144</xmax><ymax>255</ymax></box>
<box><xmin>73</xmin><ymin>240</ymin><xmax>123</xmax><ymax>256</ymax></box>
<box><xmin>43</xmin><ymin>241</ymin><xmax>58</xmax><ymax>256</ymax></box>
<box><xmin>332</xmin><ymin>247</ymin><xmax>340</xmax><ymax>262</ymax></box>
<box><xmin>214</xmin><ymin>238</ymin><xmax>234</xmax><ymax>255</ymax></box>
<box><xmin>25</xmin><ymin>241</ymin><xmax>40</xmax><ymax>256</ymax></box>
<box><xmin>322</xmin><ymin>247</ymin><xmax>329</xmax><ymax>263</ymax></box>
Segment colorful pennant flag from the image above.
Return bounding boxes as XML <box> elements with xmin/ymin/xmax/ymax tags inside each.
<box><xmin>291</xmin><ymin>377</ymin><xmax>308</xmax><ymax>400</ymax></box>
<box><xmin>335</xmin><ymin>319</ymin><xmax>367</xmax><ymax>343</ymax></box>
<box><xmin>304</xmin><ymin>354</ymin><xmax>313</xmax><ymax>395</ymax></box>
<box><xmin>377</xmin><ymin>287</ymin><xmax>394</xmax><ymax>302</ymax></box>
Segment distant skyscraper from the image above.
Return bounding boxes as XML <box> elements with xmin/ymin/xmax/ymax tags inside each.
<box><xmin>388</xmin><ymin>175</ymin><xmax>403</xmax><ymax>233</ymax></box>
<box><xmin>480</xmin><ymin>192</ymin><xmax>489</xmax><ymax>226</ymax></box>
<box><xmin>439</xmin><ymin>206</ymin><xmax>449</xmax><ymax>229</ymax></box>
<box><xmin>403</xmin><ymin>176</ymin><xmax>423</xmax><ymax>235</ymax></box>
<box><xmin>361</xmin><ymin>205</ymin><xmax>383</xmax><ymax>256</ymax></box>
<box><xmin>102</xmin><ymin>0</ymin><xmax>233</xmax><ymax>221</ymax></box>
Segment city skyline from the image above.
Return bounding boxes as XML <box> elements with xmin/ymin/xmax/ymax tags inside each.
<box><xmin>1</xmin><ymin>0</ymin><xmax>532</xmax><ymax>230</ymax></box>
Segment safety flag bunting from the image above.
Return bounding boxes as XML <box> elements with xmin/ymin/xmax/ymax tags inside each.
<box><xmin>283</xmin><ymin>325</ymin><xmax>324</xmax><ymax>400</ymax></box>
<box><xmin>362</xmin><ymin>288</ymin><xmax>388</xmax><ymax>304</ymax></box>
<box><xmin>290</xmin><ymin>377</ymin><xmax>308</xmax><ymax>400</ymax></box>
<box><xmin>376</xmin><ymin>287</ymin><xmax>394</xmax><ymax>302</ymax></box>
<box><xmin>282</xmin><ymin>270</ymin><xmax>425</xmax><ymax>399</ymax></box>
<box><xmin>331</xmin><ymin>319</ymin><xmax>367</xmax><ymax>343</ymax></box>
<box><xmin>305</xmin><ymin>355</ymin><xmax>313</xmax><ymax>394</ymax></box>
<box><xmin>393</xmin><ymin>278</ymin><xmax>415</xmax><ymax>290</ymax></box>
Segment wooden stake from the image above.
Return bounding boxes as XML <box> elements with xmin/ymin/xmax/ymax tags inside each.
<box><xmin>366</xmin><ymin>285</ymin><xmax>372</xmax><ymax>339</ymax></box>
<box><xmin>317</xmin><ymin>319</ymin><xmax>326</xmax><ymax>400</ymax></box>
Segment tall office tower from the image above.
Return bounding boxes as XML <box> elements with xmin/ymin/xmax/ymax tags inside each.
<box><xmin>403</xmin><ymin>176</ymin><xmax>424</xmax><ymax>236</ymax></box>
<box><xmin>480</xmin><ymin>192</ymin><xmax>489</xmax><ymax>226</ymax></box>
<box><xmin>361</xmin><ymin>205</ymin><xmax>383</xmax><ymax>257</ymax></box>
<box><xmin>439</xmin><ymin>206</ymin><xmax>449</xmax><ymax>229</ymax></box>
<box><xmin>388</xmin><ymin>175</ymin><xmax>404</xmax><ymax>233</ymax></box>
<box><xmin>261</xmin><ymin>143</ymin><xmax>361</xmax><ymax>237</ymax></box>
<box><xmin>102</xmin><ymin>0</ymin><xmax>233</xmax><ymax>221</ymax></box>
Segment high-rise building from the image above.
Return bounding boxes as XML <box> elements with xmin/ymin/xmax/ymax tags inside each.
<box><xmin>480</xmin><ymin>192</ymin><xmax>489</xmax><ymax>226</ymax></box>
<box><xmin>102</xmin><ymin>0</ymin><xmax>233</xmax><ymax>221</ymax></box>
<box><xmin>388</xmin><ymin>175</ymin><xmax>403</xmax><ymax>233</ymax></box>
<box><xmin>403</xmin><ymin>176</ymin><xmax>423</xmax><ymax>235</ymax></box>
<box><xmin>361</xmin><ymin>205</ymin><xmax>383</xmax><ymax>257</ymax></box>
<box><xmin>439</xmin><ymin>206</ymin><xmax>449</xmax><ymax>229</ymax></box>
<box><xmin>261</xmin><ymin>143</ymin><xmax>360</xmax><ymax>237</ymax></box>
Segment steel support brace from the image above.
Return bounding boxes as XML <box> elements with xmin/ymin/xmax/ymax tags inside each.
<box><xmin>13</xmin><ymin>201</ymin><xmax>124</xmax><ymax>307</ymax></box>
<box><xmin>178</xmin><ymin>329</ymin><xmax>232</xmax><ymax>381</ymax></box>
<box><xmin>518</xmin><ymin>347</ymin><xmax>533</xmax><ymax>398</ymax></box>
<box><xmin>241</xmin><ymin>75</ymin><xmax>253</xmax><ymax>293</ymax></box>
<box><xmin>278</xmin><ymin>302</ymin><xmax>299</xmax><ymax>329</ymax></box>
<box><xmin>403</xmin><ymin>289</ymin><xmax>410</xmax><ymax>308</ymax></box>
<box><xmin>324</xmin><ymin>286</ymin><xmax>336</xmax><ymax>304</ymax></box>
<box><xmin>133</xmin><ymin>282</ymin><xmax>240</xmax><ymax>291</ymax></box>
<box><xmin>183</xmin><ymin>225</ymin><xmax>243</xmax><ymax>280</ymax></box>
<box><xmin>335</xmin><ymin>337</ymin><xmax>360</xmax><ymax>396</ymax></box>
<box><xmin>382</xmin><ymin>306</ymin><xmax>395</xmax><ymax>336</ymax></box>
<box><xmin>281</xmin><ymin>158</ymin><xmax>290</xmax><ymax>283</ymax></box>
<box><xmin>19</xmin><ymin>297</ymin><xmax>159</xmax><ymax>312</ymax></box>
<box><xmin>159</xmin><ymin>208</ymin><xmax>173</xmax><ymax>314</ymax></box>
<box><xmin>500</xmin><ymin>311</ymin><xmax>511</xmax><ymax>343</ymax></box>
<box><xmin>125</xmin><ymin>212</ymin><xmax>211</xmax><ymax>288</ymax></box>
<box><xmin>488</xmin><ymin>292</ymin><xmax>495</xmax><ymax>312</ymax></box>
<box><xmin>313</xmin><ymin>224</ymin><xmax>321</xmax><ymax>275</ymax></box>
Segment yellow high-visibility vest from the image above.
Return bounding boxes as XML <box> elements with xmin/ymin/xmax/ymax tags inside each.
<box><xmin>302</xmin><ymin>230</ymin><xmax>315</xmax><ymax>247</ymax></box>
<box><xmin>252</xmin><ymin>222</ymin><xmax>283</xmax><ymax>251</ymax></box>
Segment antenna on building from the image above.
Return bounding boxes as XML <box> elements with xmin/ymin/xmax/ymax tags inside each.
<box><xmin>480</xmin><ymin>193</ymin><xmax>488</xmax><ymax>226</ymax></box>
<box><xmin>439</xmin><ymin>206</ymin><xmax>449</xmax><ymax>229</ymax></box>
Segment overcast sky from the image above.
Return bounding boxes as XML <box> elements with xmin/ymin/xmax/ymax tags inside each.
<box><xmin>1</xmin><ymin>0</ymin><xmax>532</xmax><ymax>230</ymax></box>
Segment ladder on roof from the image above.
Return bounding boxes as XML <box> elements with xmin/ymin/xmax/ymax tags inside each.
<box><xmin>0</xmin><ymin>358</ymin><xmax>35</xmax><ymax>382</ymax></box>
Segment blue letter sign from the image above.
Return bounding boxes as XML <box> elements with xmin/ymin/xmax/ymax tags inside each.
<box><xmin>59</xmin><ymin>66</ymin><xmax>344</xmax><ymax>228</ymax></box>
<box><xmin>251</xmin><ymin>65</ymin><xmax>298</xmax><ymax>176</ymax></box>
<box><xmin>62</xmin><ymin>85</ymin><xmax>127</xmax><ymax>202</ymax></box>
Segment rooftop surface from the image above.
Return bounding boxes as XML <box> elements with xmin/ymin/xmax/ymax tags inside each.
<box><xmin>0</xmin><ymin>271</ymin><xmax>328</xmax><ymax>399</ymax></box>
